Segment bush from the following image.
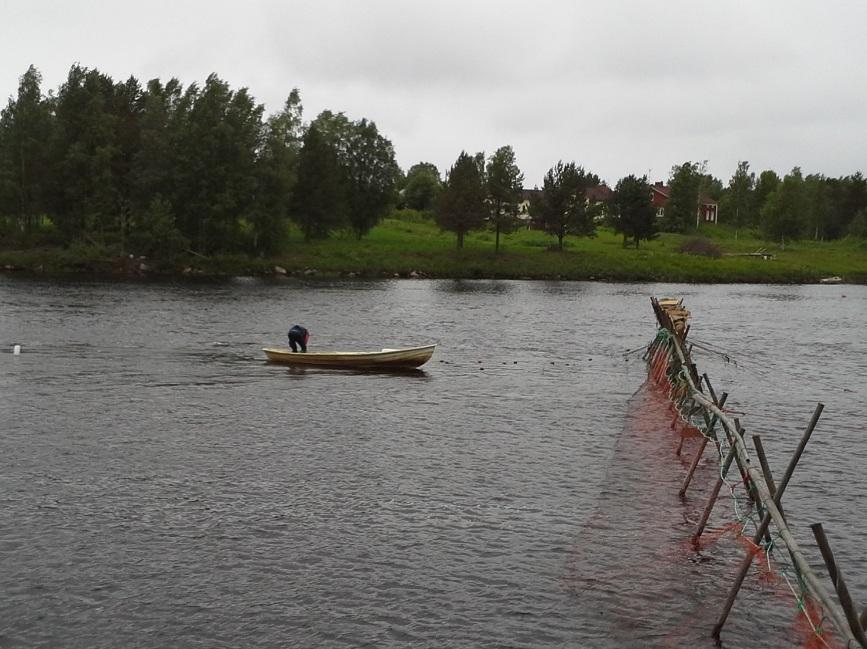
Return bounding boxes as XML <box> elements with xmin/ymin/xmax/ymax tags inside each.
<box><xmin>677</xmin><ymin>237</ymin><xmax>722</xmax><ymax>258</ymax></box>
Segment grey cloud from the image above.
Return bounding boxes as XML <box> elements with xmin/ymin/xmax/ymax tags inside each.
<box><xmin>2</xmin><ymin>0</ymin><xmax>865</xmax><ymax>186</ymax></box>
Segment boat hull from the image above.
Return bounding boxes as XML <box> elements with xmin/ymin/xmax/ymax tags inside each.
<box><xmin>262</xmin><ymin>344</ymin><xmax>436</xmax><ymax>369</ymax></box>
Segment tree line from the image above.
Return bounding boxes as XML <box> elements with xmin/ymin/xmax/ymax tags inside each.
<box><xmin>652</xmin><ymin>161</ymin><xmax>867</xmax><ymax>245</ymax></box>
<box><xmin>420</xmin><ymin>157</ymin><xmax>867</xmax><ymax>251</ymax></box>
<box><xmin>1</xmin><ymin>65</ymin><xmax>866</xmax><ymax>259</ymax></box>
<box><xmin>0</xmin><ymin>65</ymin><xmax>400</xmax><ymax>256</ymax></box>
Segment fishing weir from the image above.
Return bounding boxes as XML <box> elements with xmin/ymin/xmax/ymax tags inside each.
<box><xmin>644</xmin><ymin>297</ymin><xmax>866</xmax><ymax>648</ymax></box>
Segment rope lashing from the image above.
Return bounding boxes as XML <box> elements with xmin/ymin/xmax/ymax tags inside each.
<box><xmin>645</xmin><ymin>300</ymin><xmax>861</xmax><ymax>649</ymax></box>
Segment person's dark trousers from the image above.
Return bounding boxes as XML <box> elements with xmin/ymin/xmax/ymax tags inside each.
<box><xmin>288</xmin><ymin>333</ymin><xmax>307</xmax><ymax>352</ymax></box>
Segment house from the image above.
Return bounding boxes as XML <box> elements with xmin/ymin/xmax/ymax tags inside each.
<box><xmin>650</xmin><ymin>182</ymin><xmax>718</xmax><ymax>223</ymax></box>
<box><xmin>585</xmin><ymin>184</ymin><xmax>613</xmax><ymax>205</ymax></box>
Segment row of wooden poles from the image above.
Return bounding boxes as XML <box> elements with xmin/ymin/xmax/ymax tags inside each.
<box><xmin>645</xmin><ymin>297</ymin><xmax>866</xmax><ymax>648</ymax></box>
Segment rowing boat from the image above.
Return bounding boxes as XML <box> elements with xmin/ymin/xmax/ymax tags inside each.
<box><xmin>262</xmin><ymin>344</ymin><xmax>436</xmax><ymax>369</ymax></box>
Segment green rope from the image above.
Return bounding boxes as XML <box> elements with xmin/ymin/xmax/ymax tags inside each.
<box><xmin>645</xmin><ymin>331</ymin><xmax>837</xmax><ymax>649</ymax></box>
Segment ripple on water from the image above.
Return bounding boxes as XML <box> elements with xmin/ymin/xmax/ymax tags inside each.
<box><xmin>0</xmin><ymin>279</ymin><xmax>864</xmax><ymax>648</ymax></box>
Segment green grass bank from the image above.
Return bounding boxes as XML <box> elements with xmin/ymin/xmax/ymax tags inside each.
<box><xmin>2</xmin><ymin>215</ymin><xmax>867</xmax><ymax>283</ymax></box>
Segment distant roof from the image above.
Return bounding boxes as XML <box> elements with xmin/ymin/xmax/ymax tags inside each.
<box><xmin>585</xmin><ymin>185</ymin><xmax>613</xmax><ymax>201</ymax></box>
<box><xmin>651</xmin><ymin>183</ymin><xmax>717</xmax><ymax>205</ymax></box>
<box><xmin>651</xmin><ymin>183</ymin><xmax>671</xmax><ymax>198</ymax></box>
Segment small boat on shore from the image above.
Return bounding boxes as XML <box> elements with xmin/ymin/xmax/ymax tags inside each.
<box><xmin>263</xmin><ymin>344</ymin><xmax>436</xmax><ymax>369</ymax></box>
<box><xmin>819</xmin><ymin>276</ymin><xmax>843</xmax><ymax>284</ymax></box>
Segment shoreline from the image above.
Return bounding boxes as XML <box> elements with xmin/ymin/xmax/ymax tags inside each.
<box><xmin>0</xmin><ymin>262</ymin><xmax>860</xmax><ymax>285</ymax></box>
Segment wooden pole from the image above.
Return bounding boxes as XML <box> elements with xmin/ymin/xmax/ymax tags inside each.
<box><xmin>680</xmin><ymin>392</ymin><xmax>728</xmax><ymax>497</ymax></box>
<box><xmin>729</xmin><ymin>417</ymin><xmax>755</xmax><ymax>502</ymax></box>
<box><xmin>652</xmin><ymin>309</ymin><xmax>858</xmax><ymax>646</ymax></box>
<box><xmin>751</xmin><ymin>435</ymin><xmax>777</xmax><ymax>498</ymax></box>
<box><xmin>680</xmin><ymin>438</ymin><xmax>706</xmax><ymax>493</ymax></box>
<box><xmin>751</xmin><ymin>434</ymin><xmax>787</xmax><ymax>521</ymax></box>
<box><xmin>712</xmin><ymin>403</ymin><xmax>824</xmax><ymax>639</ymax></box>
<box><xmin>687</xmin><ymin>361</ymin><xmax>701</xmax><ymax>389</ymax></box>
<box><xmin>702</xmin><ymin>373</ymin><xmax>718</xmax><ymax>405</ymax></box>
<box><xmin>810</xmin><ymin>523</ymin><xmax>867</xmax><ymax>646</ymax></box>
<box><xmin>749</xmin><ymin>435</ymin><xmax>782</xmax><ymax>551</ymax></box>
<box><xmin>693</xmin><ymin>443</ymin><xmax>737</xmax><ymax>540</ymax></box>
<box><xmin>772</xmin><ymin>404</ymin><xmax>823</xmax><ymax>504</ymax></box>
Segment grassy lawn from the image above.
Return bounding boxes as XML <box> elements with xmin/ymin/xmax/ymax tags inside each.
<box><xmin>261</xmin><ymin>216</ymin><xmax>867</xmax><ymax>282</ymax></box>
<box><xmin>2</xmin><ymin>214</ymin><xmax>867</xmax><ymax>282</ymax></box>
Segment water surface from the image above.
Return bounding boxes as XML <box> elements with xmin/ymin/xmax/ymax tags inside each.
<box><xmin>1</xmin><ymin>277</ymin><xmax>864</xmax><ymax>648</ymax></box>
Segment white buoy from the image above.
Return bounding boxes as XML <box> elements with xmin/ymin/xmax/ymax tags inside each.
<box><xmin>12</xmin><ymin>344</ymin><xmax>21</xmax><ymax>355</ymax></box>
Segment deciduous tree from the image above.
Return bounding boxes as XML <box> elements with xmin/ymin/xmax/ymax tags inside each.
<box><xmin>310</xmin><ymin>111</ymin><xmax>400</xmax><ymax>238</ymax></box>
<box><xmin>48</xmin><ymin>64</ymin><xmax>120</xmax><ymax>242</ymax></box>
<box><xmin>342</xmin><ymin>118</ymin><xmax>400</xmax><ymax>239</ymax></box>
<box><xmin>402</xmin><ymin>162</ymin><xmax>441</xmax><ymax>211</ymax></box>
<box><xmin>753</xmin><ymin>170</ymin><xmax>780</xmax><ymax>218</ymax></box>
<box><xmin>825</xmin><ymin>173</ymin><xmax>867</xmax><ymax>239</ymax></box>
<box><xmin>663</xmin><ymin>161</ymin><xmax>702</xmax><ymax>233</ymax></box>
<box><xmin>188</xmin><ymin>76</ymin><xmax>263</xmax><ymax>254</ymax></box>
<box><xmin>761</xmin><ymin>167</ymin><xmax>805</xmax><ymax>246</ymax></box>
<box><xmin>719</xmin><ymin>161</ymin><xmax>755</xmax><ymax>237</ymax></box>
<box><xmin>0</xmin><ymin>65</ymin><xmax>53</xmax><ymax>240</ymax></box>
<box><xmin>291</xmin><ymin>125</ymin><xmax>345</xmax><ymax>240</ymax></box>
<box><xmin>251</xmin><ymin>89</ymin><xmax>303</xmax><ymax>254</ymax></box>
<box><xmin>803</xmin><ymin>173</ymin><xmax>829</xmax><ymax>240</ymax></box>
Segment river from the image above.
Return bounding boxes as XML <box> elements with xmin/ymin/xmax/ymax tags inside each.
<box><xmin>1</xmin><ymin>277</ymin><xmax>864</xmax><ymax>648</ymax></box>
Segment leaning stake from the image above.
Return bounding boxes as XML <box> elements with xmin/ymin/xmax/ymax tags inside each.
<box><xmin>680</xmin><ymin>392</ymin><xmax>728</xmax><ymax>497</ymax></box>
<box><xmin>693</xmin><ymin>443</ymin><xmax>737</xmax><ymax>540</ymax></box>
<box><xmin>811</xmin><ymin>523</ymin><xmax>867</xmax><ymax>646</ymax></box>
<box><xmin>712</xmin><ymin>403</ymin><xmax>824</xmax><ymax>639</ymax></box>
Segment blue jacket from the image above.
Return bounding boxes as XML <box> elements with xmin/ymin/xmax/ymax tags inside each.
<box><xmin>288</xmin><ymin>324</ymin><xmax>308</xmax><ymax>339</ymax></box>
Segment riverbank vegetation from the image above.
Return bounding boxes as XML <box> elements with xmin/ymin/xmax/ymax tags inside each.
<box><xmin>3</xmin><ymin>212</ymin><xmax>866</xmax><ymax>283</ymax></box>
<box><xmin>1</xmin><ymin>64</ymin><xmax>866</xmax><ymax>282</ymax></box>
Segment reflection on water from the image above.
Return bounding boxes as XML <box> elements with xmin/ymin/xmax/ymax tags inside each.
<box><xmin>537</xmin><ymin>280</ymin><xmax>589</xmax><ymax>296</ymax></box>
<box><xmin>756</xmin><ymin>292</ymin><xmax>808</xmax><ymax>302</ymax></box>
<box><xmin>0</xmin><ymin>277</ymin><xmax>864</xmax><ymax>648</ymax></box>
<box><xmin>278</xmin><ymin>365</ymin><xmax>431</xmax><ymax>379</ymax></box>
<box><xmin>434</xmin><ymin>279</ymin><xmax>516</xmax><ymax>294</ymax></box>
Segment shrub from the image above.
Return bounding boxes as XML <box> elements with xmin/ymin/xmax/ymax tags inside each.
<box><xmin>677</xmin><ymin>237</ymin><xmax>722</xmax><ymax>258</ymax></box>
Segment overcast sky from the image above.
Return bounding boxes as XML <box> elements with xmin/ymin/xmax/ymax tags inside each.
<box><xmin>2</xmin><ymin>0</ymin><xmax>865</xmax><ymax>187</ymax></box>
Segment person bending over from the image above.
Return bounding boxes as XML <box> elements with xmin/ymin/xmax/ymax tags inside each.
<box><xmin>287</xmin><ymin>324</ymin><xmax>310</xmax><ymax>352</ymax></box>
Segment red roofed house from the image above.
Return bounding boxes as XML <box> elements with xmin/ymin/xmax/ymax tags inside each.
<box><xmin>650</xmin><ymin>182</ymin><xmax>718</xmax><ymax>224</ymax></box>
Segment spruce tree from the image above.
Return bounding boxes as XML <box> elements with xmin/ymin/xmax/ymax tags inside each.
<box><xmin>435</xmin><ymin>151</ymin><xmax>487</xmax><ymax>249</ymax></box>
